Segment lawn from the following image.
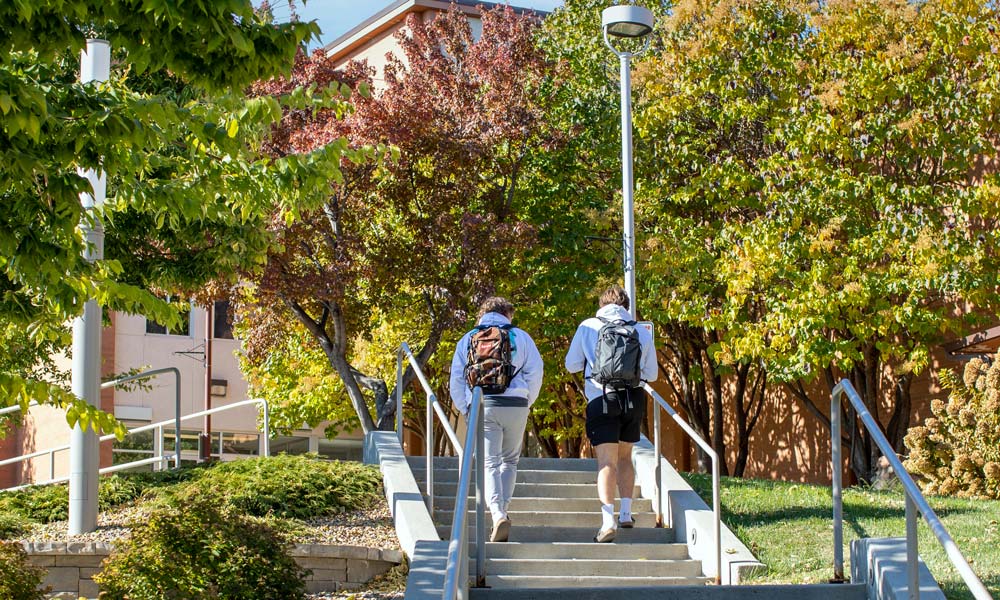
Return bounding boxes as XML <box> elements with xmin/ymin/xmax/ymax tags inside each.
<box><xmin>682</xmin><ymin>473</ymin><xmax>1000</xmax><ymax>599</ymax></box>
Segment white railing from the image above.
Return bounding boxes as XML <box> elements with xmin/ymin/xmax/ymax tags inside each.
<box><xmin>443</xmin><ymin>386</ymin><xmax>486</xmax><ymax>599</ymax></box>
<box><xmin>644</xmin><ymin>383</ymin><xmax>722</xmax><ymax>585</ymax></box>
<box><xmin>831</xmin><ymin>379</ymin><xmax>991</xmax><ymax>599</ymax></box>
<box><xmin>1</xmin><ymin>399</ymin><xmax>270</xmax><ymax>491</ymax></box>
<box><xmin>396</xmin><ymin>342</ymin><xmax>462</xmax><ymax>519</ymax></box>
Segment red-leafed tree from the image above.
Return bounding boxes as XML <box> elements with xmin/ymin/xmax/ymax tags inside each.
<box><xmin>240</xmin><ymin>5</ymin><xmax>557</xmax><ymax>434</ymax></box>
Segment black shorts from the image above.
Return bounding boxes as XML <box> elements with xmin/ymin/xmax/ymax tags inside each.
<box><xmin>585</xmin><ymin>387</ymin><xmax>646</xmax><ymax>446</ymax></box>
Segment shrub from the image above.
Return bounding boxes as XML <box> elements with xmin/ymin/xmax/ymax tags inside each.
<box><xmin>0</xmin><ymin>483</ymin><xmax>68</xmax><ymax>524</ymax></box>
<box><xmin>0</xmin><ymin>541</ymin><xmax>48</xmax><ymax>600</ymax></box>
<box><xmin>0</xmin><ymin>513</ymin><xmax>30</xmax><ymax>540</ymax></box>
<box><xmin>95</xmin><ymin>497</ymin><xmax>307</xmax><ymax>600</ymax></box>
<box><xmin>904</xmin><ymin>358</ymin><xmax>1000</xmax><ymax>498</ymax></box>
<box><xmin>152</xmin><ymin>454</ymin><xmax>383</xmax><ymax>519</ymax></box>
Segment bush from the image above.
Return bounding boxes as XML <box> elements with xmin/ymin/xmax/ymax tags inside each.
<box><xmin>0</xmin><ymin>513</ymin><xmax>30</xmax><ymax>540</ymax></box>
<box><xmin>904</xmin><ymin>358</ymin><xmax>1000</xmax><ymax>498</ymax></box>
<box><xmin>0</xmin><ymin>541</ymin><xmax>48</xmax><ymax>600</ymax></box>
<box><xmin>94</xmin><ymin>497</ymin><xmax>307</xmax><ymax>600</ymax></box>
<box><xmin>151</xmin><ymin>454</ymin><xmax>383</xmax><ymax>519</ymax></box>
<box><xmin>0</xmin><ymin>483</ymin><xmax>68</xmax><ymax>524</ymax></box>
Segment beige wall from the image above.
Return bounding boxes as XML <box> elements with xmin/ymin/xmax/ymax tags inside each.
<box><xmin>113</xmin><ymin>307</ymin><xmax>257</xmax><ymax>434</ymax></box>
<box><xmin>332</xmin><ymin>12</ymin><xmax>482</xmax><ymax>92</ymax></box>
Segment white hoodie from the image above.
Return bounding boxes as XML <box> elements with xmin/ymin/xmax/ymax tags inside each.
<box><xmin>564</xmin><ymin>303</ymin><xmax>658</xmax><ymax>401</ymax></box>
<box><xmin>449</xmin><ymin>312</ymin><xmax>544</xmax><ymax>415</ymax></box>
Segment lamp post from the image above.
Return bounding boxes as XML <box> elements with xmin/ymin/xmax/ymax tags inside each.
<box><xmin>70</xmin><ymin>38</ymin><xmax>110</xmax><ymax>535</ymax></box>
<box><xmin>602</xmin><ymin>3</ymin><xmax>654</xmax><ymax>320</ymax></box>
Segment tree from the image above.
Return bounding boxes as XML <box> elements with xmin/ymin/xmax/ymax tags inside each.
<box><xmin>0</xmin><ymin>1</ymin><xmax>348</xmax><ymax>434</ymax></box>
<box><xmin>636</xmin><ymin>0</ymin><xmax>1000</xmax><ymax>482</ymax></box>
<box><xmin>239</xmin><ymin>5</ymin><xmax>557</xmax><ymax>435</ymax></box>
<box><xmin>630</xmin><ymin>0</ymin><xmax>806</xmax><ymax>475</ymax></box>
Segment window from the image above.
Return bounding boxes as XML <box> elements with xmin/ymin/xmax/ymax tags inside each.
<box><xmin>145</xmin><ymin>297</ymin><xmax>191</xmax><ymax>336</ymax></box>
<box><xmin>213</xmin><ymin>300</ymin><xmax>234</xmax><ymax>340</ymax></box>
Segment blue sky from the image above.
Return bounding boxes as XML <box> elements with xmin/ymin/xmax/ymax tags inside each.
<box><xmin>270</xmin><ymin>1</ymin><xmax>565</xmax><ymax>49</ymax></box>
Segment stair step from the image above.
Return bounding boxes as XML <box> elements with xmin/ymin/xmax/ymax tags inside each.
<box><xmin>472</xmin><ymin>542</ymin><xmax>690</xmax><ymax>560</ymax></box>
<box><xmin>408</xmin><ymin>456</ymin><xmax>598</xmax><ymax>471</ymax></box>
<box><xmin>438</xmin><ymin>510</ymin><xmax>658</xmax><ymax>529</ymax></box>
<box><xmin>412</xmin><ymin>467</ymin><xmax>597</xmax><ymax>484</ymax></box>
<box><xmin>437</xmin><ymin>525</ymin><xmax>674</xmax><ymax>543</ymax></box>
<box><xmin>423</xmin><ymin>482</ymin><xmax>641</xmax><ymax>499</ymax></box>
<box><xmin>436</xmin><ymin>497</ymin><xmax>652</xmax><ymax>513</ymax></box>
<box><xmin>485</xmin><ymin>575</ymin><xmax>710</xmax><ymax>589</ymax></box>
<box><xmin>470</xmin><ymin>583</ymin><xmax>869</xmax><ymax>600</ymax></box>
<box><xmin>479</xmin><ymin>558</ymin><xmax>704</xmax><ymax>577</ymax></box>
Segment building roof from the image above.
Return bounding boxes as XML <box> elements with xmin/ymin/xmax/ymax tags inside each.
<box><xmin>323</xmin><ymin>0</ymin><xmax>548</xmax><ymax>63</ymax></box>
<box><xmin>945</xmin><ymin>325</ymin><xmax>1000</xmax><ymax>357</ymax></box>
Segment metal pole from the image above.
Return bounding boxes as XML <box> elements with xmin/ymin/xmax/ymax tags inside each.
<box><xmin>396</xmin><ymin>349</ymin><xmax>404</xmax><ymax>446</ymax></box>
<box><xmin>475</xmin><ymin>400</ymin><xmax>486</xmax><ymax>587</ymax></box>
<box><xmin>653</xmin><ymin>395</ymin><xmax>663</xmax><ymax>527</ymax></box>
<box><xmin>427</xmin><ymin>394</ymin><xmax>435</xmax><ymax>517</ymax></box>
<box><xmin>619</xmin><ymin>52</ymin><xmax>638</xmax><ymax>320</ymax></box>
<box><xmin>906</xmin><ymin>493</ymin><xmax>920</xmax><ymax>600</ymax></box>
<box><xmin>69</xmin><ymin>38</ymin><xmax>110</xmax><ymax>535</ymax></box>
<box><xmin>262</xmin><ymin>398</ymin><xmax>270</xmax><ymax>457</ymax></box>
<box><xmin>200</xmin><ymin>304</ymin><xmax>213</xmax><ymax>461</ymax></box>
<box><xmin>831</xmin><ymin>385</ymin><xmax>845</xmax><ymax>582</ymax></box>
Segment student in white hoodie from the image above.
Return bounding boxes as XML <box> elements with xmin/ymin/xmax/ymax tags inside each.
<box><xmin>565</xmin><ymin>286</ymin><xmax>657</xmax><ymax>543</ymax></box>
<box><xmin>450</xmin><ymin>297</ymin><xmax>544</xmax><ymax>542</ymax></box>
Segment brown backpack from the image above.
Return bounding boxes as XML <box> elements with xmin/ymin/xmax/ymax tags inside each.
<box><xmin>464</xmin><ymin>324</ymin><xmax>518</xmax><ymax>395</ymax></box>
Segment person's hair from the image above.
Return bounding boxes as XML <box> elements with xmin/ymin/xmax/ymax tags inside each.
<box><xmin>599</xmin><ymin>285</ymin><xmax>630</xmax><ymax>311</ymax></box>
<box><xmin>478</xmin><ymin>297</ymin><xmax>514</xmax><ymax>319</ymax></box>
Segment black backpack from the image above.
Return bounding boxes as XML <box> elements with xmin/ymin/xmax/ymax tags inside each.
<box><xmin>590</xmin><ymin>317</ymin><xmax>642</xmax><ymax>413</ymax></box>
<box><xmin>464</xmin><ymin>324</ymin><xmax>518</xmax><ymax>395</ymax></box>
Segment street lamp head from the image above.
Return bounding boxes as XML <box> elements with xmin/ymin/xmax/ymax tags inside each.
<box><xmin>602</xmin><ymin>4</ymin><xmax>654</xmax><ymax>39</ymax></box>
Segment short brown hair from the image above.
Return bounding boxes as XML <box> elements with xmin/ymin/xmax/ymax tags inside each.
<box><xmin>599</xmin><ymin>285</ymin><xmax>629</xmax><ymax>311</ymax></box>
<box><xmin>478</xmin><ymin>297</ymin><xmax>514</xmax><ymax>319</ymax></box>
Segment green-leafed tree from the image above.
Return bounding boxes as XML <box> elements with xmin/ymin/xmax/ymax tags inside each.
<box><xmin>636</xmin><ymin>0</ymin><xmax>1000</xmax><ymax>482</ymax></box>
<box><xmin>0</xmin><ymin>1</ymin><xmax>356</xmax><ymax>435</ymax></box>
<box><xmin>730</xmin><ymin>0</ymin><xmax>1000</xmax><ymax>483</ymax></box>
<box><xmin>635</xmin><ymin>0</ymin><xmax>808</xmax><ymax>475</ymax></box>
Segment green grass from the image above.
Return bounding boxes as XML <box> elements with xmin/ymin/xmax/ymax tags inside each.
<box><xmin>682</xmin><ymin>473</ymin><xmax>1000</xmax><ymax>599</ymax></box>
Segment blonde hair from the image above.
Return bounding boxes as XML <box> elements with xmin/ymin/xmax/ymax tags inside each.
<box><xmin>599</xmin><ymin>286</ymin><xmax>629</xmax><ymax>311</ymax></box>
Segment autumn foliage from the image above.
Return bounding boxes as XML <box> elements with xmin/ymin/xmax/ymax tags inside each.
<box><xmin>239</xmin><ymin>5</ymin><xmax>557</xmax><ymax>433</ymax></box>
<box><xmin>905</xmin><ymin>359</ymin><xmax>1000</xmax><ymax>499</ymax></box>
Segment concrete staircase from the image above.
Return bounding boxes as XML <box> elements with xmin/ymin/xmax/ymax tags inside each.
<box><xmin>408</xmin><ymin>455</ymin><xmax>868</xmax><ymax>600</ymax></box>
<box><xmin>411</xmin><ymin>455</ymin><xmax>709</xmax><ymax>589</ymax></box>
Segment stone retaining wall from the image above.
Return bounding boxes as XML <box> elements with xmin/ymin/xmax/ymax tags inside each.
<box><xmin>22</xmin><ymin>541</ymin><xmax>403</xmax><ymax>598</ymax></box>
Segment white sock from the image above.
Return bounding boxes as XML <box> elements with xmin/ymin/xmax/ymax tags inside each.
<box><xmin>619</xmin><ymin>497</ymin><xmax>632</xmax><ymax>523</ymax></box>
<box><xmin>601</xmin><ymin>503</ymin><xmax>616</xmax><ymax>530</ymax></box>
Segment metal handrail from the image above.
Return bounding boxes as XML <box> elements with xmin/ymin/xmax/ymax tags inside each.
<box><xmin>396</xmin><ymin>342</ymin><xmax>463</xmax><ymax>519</ymax></box>
<box><xmin>443</xmin><ymin>386</ymin><xmax>486</xmax><ymax>600</ymax></box>
<box><xmin>0</xmin><ymin>398</ymin><xmax>270</xmax><ymax>490</ymax></box>
<box><xmin>831</xmin><ymin>379</ymin><xmax>991</xmax><ymax>599</ymax></box>
<box><xmin>644</xmin><ymin>383</ymin><xmax>722</xmax><ymax>585</ymax></box>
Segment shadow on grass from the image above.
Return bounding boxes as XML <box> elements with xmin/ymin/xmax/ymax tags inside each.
<box><xmin>938</xmin><ymin>572</ymin><xmax>1000</xmax><ymax>600</ymax></box>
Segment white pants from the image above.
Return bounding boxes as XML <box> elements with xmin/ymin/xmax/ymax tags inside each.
<box><xmin>481</xmin><ymin>405</ymin><xmax>529</xmax><ymax>521</ymax></box>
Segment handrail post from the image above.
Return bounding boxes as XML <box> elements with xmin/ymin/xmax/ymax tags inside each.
<box><xmin>427</xmin><ymin>394</ymin><xmax>435</xmax><ymax>518</ymax></box>
<box><xmin>396</xmin><ymin>348</ymin><xmax>404</xmax><ymax>446</ymax></box>
<box><xmin>653</xmin><ymin>397</ymin><xmax>663</xmax><ymax>527</ymax></box>
<box><xmin>49</xmin><ymin>451</ymin><xmax>55</xmax><ymax>481</ymax></box>
<box><xmin>711</xmin><ymin>451</ymin><xmax>721</xmax><ymax>585</ymax></box>
<box><xmin>173</xmin><ymin>369</ymin><xmax>181</xmax><ymax>469</ymax></box>
<box><xmin>831</xmin><ymin>383</ymin><xmax>845</xmax><ymax>583</ymax></box>
<box><xmin>906</xmin><ymin>493</ymin><xmax>920</xmax><ymax>600</ymax></box>
<box><xmin>475</xmin><ymin>399</ymin><xmax>486</xmax><ymax>587</ymax></box>
<box><xmin>261</xmin><ymin>399</ymin><xmax>270</xmax><ymax>458</ymax></box>
<box><xmin>154</xmin><ymin>425</ymin><xmax>163</xmax><ymax>471</ymax></box>
<box><xmin>444</xmin><ymin>387</ymin><xmax>482</xmax><ymax>600</ymax></box>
